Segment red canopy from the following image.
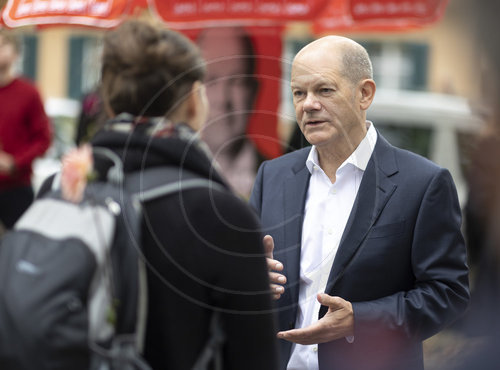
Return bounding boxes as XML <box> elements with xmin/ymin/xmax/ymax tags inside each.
<box><xmin>1</xmin><ymin>0</ymin><xmax>448</xmax><ymax>31</ymax></box>
<box><xmin>1</xmin><ymin>0</ymin><xmax>146</xmax><ymax>28</ymax></box>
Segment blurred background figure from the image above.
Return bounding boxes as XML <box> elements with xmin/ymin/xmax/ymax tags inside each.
<box><xmin>197</xmin><ymin>27</ymin><xmax>261</xmax><ymax>198</ymax></box>
<box><xmin>450</xmin><ymin>0</ymin><xmax>500</xmax><ymax>368</ymax></box>
<box><xmin>0</xmin><ymin>29</ymin><xmax>51</xmax><ymax>230</ymax></box>
<box><xmin>463</xmin><ymin>0</ymin><xmax>500</xmax><ymax>335</ymax></box>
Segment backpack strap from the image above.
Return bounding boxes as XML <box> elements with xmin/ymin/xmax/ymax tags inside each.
<box><xmin>124</xmin><ymin>166</ymin><xmax>227</xmax><ymax>202</ymax></box>
<box><xmin>192</xmin><ymin>312</ymin><xmax>226</xmax><ymax>370</ymax></box>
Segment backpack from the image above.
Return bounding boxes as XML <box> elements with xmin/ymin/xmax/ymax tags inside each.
<box><xmin>0</xmin><ymin>147</ymin><xmax>226</xmax><ymax>370</ymax></box>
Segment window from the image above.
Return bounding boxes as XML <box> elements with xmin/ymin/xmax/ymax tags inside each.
<box><xmin>13</xmin><ymin>34</ymin><xmax>38</xmax><ymax>81</ymax></box>
<box><xmin>362</xmin><ymin>41</ymin><xmax>428</xmax><ymax>91</ymax></box>
<box><xmin>68</xmin><ymin>36</ymin><xmax>102</xmax><ymax>99</ymax></box>
<box><xmin>376</xmin><ymin>123</ymin><xmax>432</xmax><ymax>158</ymax></box>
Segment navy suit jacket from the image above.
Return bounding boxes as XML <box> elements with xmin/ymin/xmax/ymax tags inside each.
<box><xmin>250</xmin><ymin>133</ymin><xmax>469</xmax><ymax>370</ymax></box>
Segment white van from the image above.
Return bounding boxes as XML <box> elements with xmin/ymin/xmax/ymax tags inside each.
<box><xmin>367</xmin><ymin>89</ymin><xmax>484</xmax><ymax>208</ymax></box>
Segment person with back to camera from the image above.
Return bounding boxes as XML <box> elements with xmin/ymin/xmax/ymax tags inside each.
<box><xmin>80</xmin><ymin>19</ymin><xmax>277</xmax><ymax>369</ymax></box>
<box><xmin>250</xmin><ymin>35</ymin><xmax>470</xmax><ymax>370</ymax></box>
<box><xmin>0</xmin><ymin>29</ymin><xmax>51</xmax><ymax>230</ymax></box>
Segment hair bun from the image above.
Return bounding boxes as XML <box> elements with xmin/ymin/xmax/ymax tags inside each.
<box><xmin>101</xmin><ymin>20</ymin><xmax>205</xmax><ymax>117</ymax></box>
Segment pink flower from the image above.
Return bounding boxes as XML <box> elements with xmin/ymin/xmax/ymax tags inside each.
<box><xmin>61</xmin><ymin>144</ymin><xmax>94</xmax><ymax>203</ymax></box>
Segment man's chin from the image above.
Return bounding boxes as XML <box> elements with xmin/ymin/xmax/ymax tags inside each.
<box><xmin>304</xmin><ymin>134</ymin><xmax>330</xmax><ymax>147</ymax></box>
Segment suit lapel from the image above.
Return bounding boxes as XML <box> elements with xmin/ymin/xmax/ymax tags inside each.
<box><xmin>283</xmin><ymin>155</ymin><xmax>311</xmax><ymax>307</ymax></box>
<box><xmin>323</xmin><ymin>135</ymin><xmax>398</xmax><ymax>303</ymax></box>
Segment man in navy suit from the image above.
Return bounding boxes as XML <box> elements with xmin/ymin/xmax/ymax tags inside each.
<box><xmin>250</xmin><ymin>36</ymin><xmax>469</xmax><ymax>370</ymax></box>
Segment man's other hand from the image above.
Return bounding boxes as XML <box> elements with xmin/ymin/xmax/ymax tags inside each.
<box><xmin>264</xmin><ymin>234</ymin><xmax>286</xmax><ymax>300</ymax></box>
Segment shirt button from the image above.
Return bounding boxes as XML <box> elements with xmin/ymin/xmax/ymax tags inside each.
<box><xmin>327</xmin><ymin>227</ymin><xmax>333</xmax><ymax>235</ymax></box>
<box><xmin>312</xmin><ymin>346</ymin><xmax>318</xmax><ymax>352</ymax></box>
<box><xmin>330</xmin><ymin>188</ymin><xmax>337</xmax><ymax>195</ymax></box>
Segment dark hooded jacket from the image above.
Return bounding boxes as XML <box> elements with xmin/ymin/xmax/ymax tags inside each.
<box><xmin>84</xmin><ymin>118</ymin><xmax>278</xmax><ymax>369</ymax></box>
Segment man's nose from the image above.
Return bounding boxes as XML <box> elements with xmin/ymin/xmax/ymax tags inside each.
<box><xmin>303</xmin><ymin>93</ymin><xmax>321</xmax><ymax>112</ymax></box>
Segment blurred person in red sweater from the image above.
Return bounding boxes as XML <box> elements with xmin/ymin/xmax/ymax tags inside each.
<box><xmin>0</xmin><ymin>29</ymin><xmax>51</xmax><ymax>229</ymax></box>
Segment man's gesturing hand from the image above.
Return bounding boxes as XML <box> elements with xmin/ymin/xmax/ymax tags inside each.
<box><xmin>277</xmin><ymin>294</ymin><xmax>354</xmax><ymax>344</ymax></box>
<box><xmin>263</xmin><ymin>235</ymin><xmax>286</xmax><ymax>300</ymax></box>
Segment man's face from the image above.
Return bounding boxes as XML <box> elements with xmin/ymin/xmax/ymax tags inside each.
<box><xmin>291</xmin><ymin>49</ymin><xmax>364</xmax><ymax>150</ymax></box>
<box><xmin>198</xmin><ymin>29</ymin><xmax>256</xmax><ymax>155</ymax></box>
<box><xmin>0</xmin><ymin>35</ymin><xmax>18</xmax><ymax>73</ymax></box>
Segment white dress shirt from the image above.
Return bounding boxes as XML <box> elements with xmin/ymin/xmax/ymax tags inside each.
<box><xmin>287</xmin><ymin>122</ymin><xmax>377</xmax><ymax>370</ymax></box>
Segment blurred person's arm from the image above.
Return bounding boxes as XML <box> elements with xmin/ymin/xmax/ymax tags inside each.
<box><xmin>12</xmin><ymin>88</ymin><xmax>52</xmax><ymax>172</ymax></box>
<box><xmin>0</xmin><ymin>149</ymin><xmax>15</xmax><ymax>175</ymax></box>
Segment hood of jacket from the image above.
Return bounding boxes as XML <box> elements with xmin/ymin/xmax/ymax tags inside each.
<box><xmin>90</xmin><ymin>118</ymin><xmax>228</xmax><ymax>187</ymax></box>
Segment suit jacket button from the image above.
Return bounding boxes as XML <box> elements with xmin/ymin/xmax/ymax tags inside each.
<box><xmin>288</xmin><ymin>321</ymin><xmax>294</xmax><ymax>330</ymax></box>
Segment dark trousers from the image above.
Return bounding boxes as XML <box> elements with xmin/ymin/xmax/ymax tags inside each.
<box><xmin>0</xmin><ymin>185</ymin><xmax>34</xmax><ymax>229</ymax></box>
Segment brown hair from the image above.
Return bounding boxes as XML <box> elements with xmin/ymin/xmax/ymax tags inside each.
<box><xmin>101</xmin><ymin>19</ymin><xmax>206</xmax><ymax>117</ymax></box>
<box><xmin>0</xmin><ymin>29</ymin><xmax>22</xmax><ymax>54</ymax></box>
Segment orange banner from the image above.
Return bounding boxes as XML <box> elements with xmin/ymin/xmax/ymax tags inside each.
<box><xmin>2</xmin><ymin>0</ymin><xmax>136</xmax><ymax>28</ymax></box>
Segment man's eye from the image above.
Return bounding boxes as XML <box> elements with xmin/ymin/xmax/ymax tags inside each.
<box><xmin>293</xmin><ymin>91</ymin><xmax>304</xmax><ymax>98</ymax></box>
<box><xmin>320</xmin><ymin>88</ymin><xmax>333</xmax><ymax>94</ymax></box>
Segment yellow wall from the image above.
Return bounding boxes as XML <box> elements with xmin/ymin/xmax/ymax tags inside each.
<box><xmin>35</xmin><ymin>27</ymin><xmax>102</xmax><ymax>101</ymax></box>
<box><xmin>37</xmin><ymin>28</ymin><xmax>69</xmax><ymax>100</ymax></box>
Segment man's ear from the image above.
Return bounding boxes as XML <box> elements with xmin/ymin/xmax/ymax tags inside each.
<box><xmin>359</xmin><ymin>79</ymin><xmax>376</xmax><ymax>111</ymax></box>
